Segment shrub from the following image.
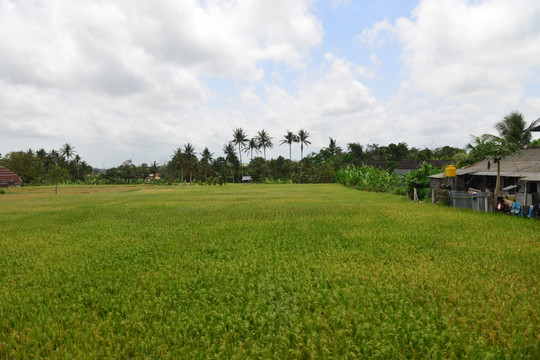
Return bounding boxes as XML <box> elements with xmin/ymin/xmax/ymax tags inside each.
<box><xmin>335</xmin><ymin>165</ymin><xmax>401</xmax><ymax>193</ymax></box>
<box><xmin>403</xmin><ymin>162</ymin><xmax>441</xmax><ymax>201</ymax></box>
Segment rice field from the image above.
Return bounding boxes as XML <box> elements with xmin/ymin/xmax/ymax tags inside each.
<box><xmin>0</xmin><ymin>184</ymin><xmax>538</xmax><ymax>359</ymax></box>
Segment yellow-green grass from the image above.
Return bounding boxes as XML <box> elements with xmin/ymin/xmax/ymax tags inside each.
<box><xmin>0</xmin><ymin>184</ymin><xmax>538</xmax><ymax>359</ymax></box>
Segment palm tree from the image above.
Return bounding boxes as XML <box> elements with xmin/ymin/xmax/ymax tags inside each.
<box><xmin>473</xmin><ymin>137</ymin><xmax>520</xmax><ymax>210</ymax></box>
<box><xmin>149</xmin><ymin>161</ymin><xmax>159</xmax><ymax>180</ymax></box>
<box><xmin>36</xmin><ymin>148</ymin><xmax>47</xmax><ymax>160</ymax></box>
<box><xmin>173</xmin><ymin>147</ymin><xmax>184</xmax><ymax>184</ymax></box>
<box><xmin>60</xmin><ymin>143</ymin><xmax>75</xmax><ymax>162</ymax></box>
<box><xmin>223</xmin><ymin>142</ymin><xmax>237</xmax><ymax>183</ymax></box>
<box><xmin>297</xmin><ymin>129</ymin><xmax>311</xmax><ymax>183</ymax></box>
<box><xmin>495</xmin><ymin>111</ymin><xmax>540</xmax><ymax>148</ymax></box>
<box><xmin>280</xmin><ymin>131</ymin><xmax>299</xmax><ymax>161</ymax></box>
<box><xmin>183</xmin><ymin>143</ymin><xmax>196</xmax><ymax>186</ymax></box>
<box><xmin>243</xmin><ymin>138</ymin><xmax>261</xmax><ymax>161</ymax></box>
<box><xmin>47</xmin><ymin>149</ymin><xmax>63</xmax><ymax>169</ymax></box>
<box><xmin>256</xmin><ymin>130</ymin><xmax>273</xmax><ymax>160</ymax></box>
<box><xmin>232</xmin><ymin>128</ymin><xmax>248</xmax><ymax>177</ymax></box>
<box><xmin>79</xmin><ymin>160</ymin><xmax>92</xmax><ymax>180</ymax></box>
<box><xmin>200</xmin><ymin>147</ymin><xmax>214</xmax><ymax>182</ymax></box>
<box><xmin>297</xmin><ymin>129</ymin><xmax>311</xmax><ymax>161</ymax></box>
<box><xmin>73</xmin><ymin>154</ymin><xmax>81</xmax><ymax>181</ymax></box>
<box><xmin>325</xmin><ymin>137</ymin><xmax>342</xmax><ymax>156</ymax></box>
<box><xmin>464</xmin><ymin>134</ymin><xmax>494</xmax><ymax>166</ymax></box>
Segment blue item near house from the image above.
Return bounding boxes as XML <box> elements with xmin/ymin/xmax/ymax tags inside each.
<box><xmin>510</xmin><ymin>202</ymin><xmax>522</xmax><ymax>216</ymax></box>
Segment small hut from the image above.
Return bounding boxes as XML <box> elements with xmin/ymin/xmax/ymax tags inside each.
<box><xmin>0</xmin><ymin>166</ymin><xmax>22</xmax><ymax>188</ymax></box>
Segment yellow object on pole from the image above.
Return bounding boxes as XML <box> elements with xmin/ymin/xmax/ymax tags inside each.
<box><xmin>446</xmin><ymin>165</ymin><xmax>456</xmax><ymax>177</ymax></box>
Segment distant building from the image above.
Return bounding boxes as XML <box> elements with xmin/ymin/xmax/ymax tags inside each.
<box><xmin>0</xmin><ymin>166</ymin><xmax>22</xmax><ymax>188</ymax></box>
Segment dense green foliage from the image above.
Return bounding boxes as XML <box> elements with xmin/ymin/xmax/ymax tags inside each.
<box><xmin>0</xmin><ymin>146</ymin><xmax>93</xmax><ymax>184</ymax></box>
<box><xmin>334</xmin><ymin>165</ymin><xmax>400</xmax><ymax>193</ymax></box>
<box><xmin>495</xmin><ymin>111</ymin><xmax>540</xmax><ymax>149</ymax></box>
<box><xmin>1</xmin><ymin>185</ymin><xmax>538</xmax><ymax>358</ymax></box>
<box><xmin>335</xmin><ymin>162</ymin><xmax>441</xmax><ymax>200</ymax></box>
<box><xmin>402</xmin><ymin>163</ymin><xmax>443</xmax><ymax>200</ymax></box>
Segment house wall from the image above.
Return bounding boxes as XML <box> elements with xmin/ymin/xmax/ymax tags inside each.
<box><xmin>430</xmin><ymin>178</ymin><xmax>444</xmax><ymax>199</ymax></box>
<box><xmin>0</xmin><ymin>182</ymin><xmax>21</xmax><ymax>188</ymax></box>
<box><xmin>0</xmin><ymin>181</ymin><xmax>21</xmax><ymax>188</ymax></box>
<box><xmin>447</xmin><ymin>175</ymin><xmax>540</xmax><ymax>207</ymax></box>
<box><xmin>523</xmin><ymin>181</ymin><xmax>540</xmax><ymax>205</ymax></box>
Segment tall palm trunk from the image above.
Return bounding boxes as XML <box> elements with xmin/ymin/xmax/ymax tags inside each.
<box><xmin>300</xmin><ymin>144</ymin><xmax>304</xmax><ymax>183</ymax></box>
<box><xmin>238</xmin><ymin>144</ymin><xmax>243</xmax><ymax>177</ymax></box>
<box><xmin>289</xmin><ymin>144</ymin><xmax>292</xmax><ymax>161</ymax></box>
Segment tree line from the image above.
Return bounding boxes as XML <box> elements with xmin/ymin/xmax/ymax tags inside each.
<box><xmin>1</xmin><ymin>111</ymin><xmax>538</xmax><ymax>186</ymax></box>
<box><xmin>0</xmin><ymin>144</ymin><xmax>93</xmax><ymax>185</ymax></box>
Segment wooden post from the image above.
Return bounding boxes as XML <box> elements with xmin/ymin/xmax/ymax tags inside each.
<box><xmin>413</xmin><ymin>188</ymin><xmax>418</xmax><ymax>203</ymax></box>
<box><xmin>524</xmin><ymin>181</ymin><xmax>528</xmax><ymax>207</ymax></box>
<box><xmin>485</xmin><ymin>196</ymin><xmax>488</xmax><ymax>213</ymax></box>
<box><xmin>432</xmin><ymin>188</ymin><xmax>435</xmax><ymax>203</ymax></box>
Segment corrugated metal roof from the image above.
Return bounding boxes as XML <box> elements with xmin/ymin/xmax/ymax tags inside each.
<box><xmin>430</xmin><ymin>147</ymin><xmax>540</xmax><ymax>180</ymax></box>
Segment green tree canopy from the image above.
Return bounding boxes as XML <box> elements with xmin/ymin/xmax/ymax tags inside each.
<box><xmin>495</xmin><ymin>111</ymin><xmax>540</xmax><ymax>148</ymax></box>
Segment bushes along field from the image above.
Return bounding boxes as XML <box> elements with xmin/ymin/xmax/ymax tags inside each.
<box><xmin>0</xmin><ymin>184</ymin><xmax>538</xmax><ymax>358</ymax></box>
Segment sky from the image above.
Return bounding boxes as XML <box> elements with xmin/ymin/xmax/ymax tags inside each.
<box><xmin>1</xmin><ymin>0</ymin><xmax>539</xmax><ymax>168</ymax></box>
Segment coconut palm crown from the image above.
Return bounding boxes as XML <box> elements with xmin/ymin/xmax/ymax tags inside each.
<box><xmin>495</xmin><ymin>111</ymin><xmax>540</xmax><ymax>148</ymax></box>
<box><xmin>280</xmin><ymin>131</ymin><xmax>299</xmax><ymax>161</ymax></box>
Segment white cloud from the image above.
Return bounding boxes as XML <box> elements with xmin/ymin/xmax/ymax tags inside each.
<box><xmin>524</xmin><ymin>97</ymin><xmax>540</xmax><ymax>120</ymax></box>
<box><xmin>0</xmin><ymin>0</ymin><xmax>322</xmax><ymax>87</ymax></box>
<box><xmin>2</xmin><ymin>0</ymin><xmax>539</xmax><ymax>166</ymax></box>
<box><xmin>356</xmin><ymin>19</ymin><xmax>393</xmax><ymax>46</ymax></box>
<box><xmin>225</xmin><ymin>53</ymin><xmax>379</xmax><ymax>153</ymax></box>
<box><xmin>392</xmin><ymin>0</ymin><xmax>540</xmax><ymax>100</ymax></box>
<box><xmin>0</xmin><ymin>0</ymin><xmax>323</xmax><ymax>165</ymax></box>
<box><xmin>349</xmin><ymin>0</ymin><xmax>540</xmax><ymax>149</ymax></box>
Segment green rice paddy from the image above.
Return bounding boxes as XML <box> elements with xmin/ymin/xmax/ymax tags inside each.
<box><xmin>0</xmin><ymin>184</ymin><xmax>538</xmax><ymax>358</ymax></box>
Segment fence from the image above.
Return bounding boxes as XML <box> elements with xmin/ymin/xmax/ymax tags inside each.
<box><xmin>448</xmin><ymin>191</ymin><xmax>493</xmax><ymax>212</ymax></box>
